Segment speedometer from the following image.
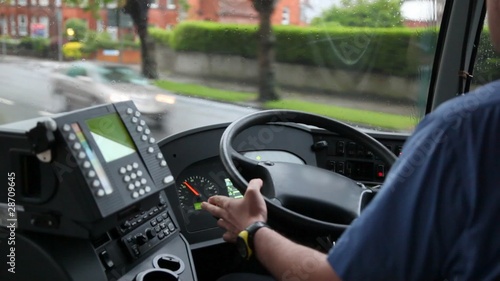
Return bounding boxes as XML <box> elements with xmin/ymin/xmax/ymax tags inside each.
<box><xmin>177</xmin><ymin>175</ymin><xmax>219</xmax><ymax>214</ymax></box>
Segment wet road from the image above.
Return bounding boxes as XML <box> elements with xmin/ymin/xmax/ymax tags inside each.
<box><xmin>0</xmin><ymin>56</ymin><xmax>257</xmax><ymax>140</ymax></box>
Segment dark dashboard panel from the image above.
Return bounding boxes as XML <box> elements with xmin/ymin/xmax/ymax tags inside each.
<box><xmin>159</xmin><ymin>123</ymin><xmax>408</xmax><ymax>246</ymax></box>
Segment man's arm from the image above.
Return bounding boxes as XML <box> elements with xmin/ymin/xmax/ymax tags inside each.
<box><xmin>253</xmin><ymin>227</ymin><xmax>340</xmax><ymax>281</ymax></box>
<box><xmin>202</xmin><ymin>179</ymin><xmax>340</xmax><ymax>281</ymax></box>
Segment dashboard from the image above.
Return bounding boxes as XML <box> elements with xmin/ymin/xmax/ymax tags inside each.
<box><xmin>158</xmin><ymin>123</ymin><xmax>407</xmax><ymax>246</ymax></box>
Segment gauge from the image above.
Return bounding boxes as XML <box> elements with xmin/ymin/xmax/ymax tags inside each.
<box><xmin>177</xmin><ymin>175</ymin><xmax>219</xmax><ymax>215</ymax></box>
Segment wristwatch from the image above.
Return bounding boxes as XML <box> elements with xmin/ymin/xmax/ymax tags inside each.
<box><xmin>236</xmin><ymin>221</ymin><xmax>269</xmax><ymax>260</ymax></box>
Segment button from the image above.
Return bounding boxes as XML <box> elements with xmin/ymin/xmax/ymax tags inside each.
<box><xmin>161</xmin><ymin>213</ymin><xmax>168</xmax><ymax>219</ymax></box>
<box><xmin>158</xmin><ymin>233</ymin><xmax>165</xmax><ymax>240</ymax></box>
<box><xmin>131</xmin><ymin>117</ymin><xmax>138</xmax><ymax>123</ymax></box>
<box><xmin>68</xmin><ymin>133</ymin><xmax>76</xmax><ymax>141</ymax></box>
<box><xmin>126</xmin><ymin>165</ymin><xmax>132</xmax><ymax>171</ymax></box>
<box><xmin>139</xmin><ymin>189</ymin><xmax>145</xmax><ymax>195</ymax></box>
<box><xmin>132</xmin><ymin>192</ymin><xmax>139</xmax><ymax>199</ymax></box>
<box><xmin>149</xmin><ymin>137</ymin><xmax>155</xmax><ymax>144</ymax></box>
<box><xmin>92</xmin><ymin>180</ymin><xmax>100</xmax><ymax>188</ymax></box>
<box><xmin>336</xmin><ymin>141</ymin><xmax>345</xmax><ymax>156</ymax></box>
<box><xmin>135</xmin><ymin>181</ymin><xmax>141</xmax><ymax>188</ymax></box>
<box><xmin>130</xmin><ymin>173</ymin><xmax>136</xmax><ymax>179</ymax></box>
<box><xmin>157</xmin><ymin>153</ymin><xmax>163</xmax><ymax>159</ymax></box>
<box><xmin>160</xmin><ymin>222</ymin><xmax>166</xmax><ymax>229</ymax></box>
<box><xmin>132</xmin><ymin>162</ymin><xmax>139</xmax><ymax>169</ymax></box>
<box><xmin>63</xmin><ymin>124</ymin><xmax>71</xmax><ymax>131</ymax></box>
<box><xmin>137</xmin><ymin>126</ymin><xmax>143</xmax><ymax>132</ymax></box>
<box><xmin>128</xmin><ymin>184</ymin><xmax>135</xmax><ymax>190</ymax></box>
<box><xmin>119</xmin><ymin>167</ymin><xmax>126</xmax><ymax>174</ymax></box>
<box><xmin>88</xmin><ymin>170</ymin><xmax>96</xmax><ymax>178</ymax></box>
<box><xmin>163</xmin><ymin>176</ymin><xmax>173</xmax><ymax>184</ymax></box>
<box><xmin>139</xmin><ymin>120</ymin><xmax>146</xmax><ymax>126</ymax></box>
<box><xmin>124</xmin><ymin>175</ymin><xmax>131</xmax><ymax>182</ymax></box>
<box><xmin>73</xmin><ymin>143</ymin><xmax>81</xmax><ymax>150</ymax></box>
<box><xmin>126</xmin><ymin>108</ymin><xmax>134</xmax><ymax>114</ymax></box>
<box><xmin>151</xmin><ymin>220</ymin><xmax>157</xmax><ymax>227</ymax></box>
<box><xmin>78</xmin><ymin>151</ymin><xmax>86</xmax><ymax>159</ymax></box>
<box><xmin>154</xmin><ymin>225</ymin><xmax>161</xmax><ymax>233</ymax></box>
<box><xmin>141</xmin><ymin>178</ymin><xmax>147</xmax><ymax>185</ymax></box>
<box><xmin>145</xmin><ymin>128</ymin><xmax>151</xmax><ymax>135</ymax></box>
<box><xmin>137</xmin><ymin>170</ymin><xmax>143</xmax><ymax>177</ymax></box>
<box><xmin>97</xmin><ymin>189</ymin><xmax>105</xmax><ymax>197</ymax></box>
<box><xmin>168</xmin><ymin>222</ymin><xmax>175</xmax><ymax>231</ymax></box>
<box><xmin>147</xmin><ymin>147</ymin><xmax>154</xmax><ymax>153</ymax></box>
<box><xmin>145</xmin><ymin>186</ymin><xmax>151</xmax><ymax>193</ymax></box>
<box><xmin>141</xmin><ymin>135</ymin><xmax>148</xmax><ymax>141</ymax></box>
<box><xmin>134</xmin><ymin>111</ymin><xmax>141</xmax><ymax>117</ymax></box>
<box><xmin>83</xmin><ymin>161</ymin><xmax>91</xmax><ymax>169</ymax></box>
<box><xmin>160</xmin><ymin>160</ymin><xmax>167</xmax><ymax>167</ymax></box>
<box><xmin>157</xmin><ymin>217</ymin><xmax>163</xmax><ymax>223</ymax></box>
<box><xmin>163</xmin><ymin>229</ymin><xmax>170</xmax><ymax>235</ymax></box>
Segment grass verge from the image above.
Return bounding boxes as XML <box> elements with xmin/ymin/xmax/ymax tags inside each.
<box><xmin>155</xmin><ymin>80</ymin><xmax>257</xmax><ymax>102</ymax></box>
<box><xmin>155</xmin><ymin>79</ymin><xmax>417</xmax><ymax>131</ymax></box>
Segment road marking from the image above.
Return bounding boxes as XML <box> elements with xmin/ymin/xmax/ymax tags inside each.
<box><xmin>0</xmin><ymin>98</ymin><xmax>14</xmax><ymax>105</ymax></box>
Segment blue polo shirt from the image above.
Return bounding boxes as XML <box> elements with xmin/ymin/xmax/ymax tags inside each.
<box><xmin>328</xmin><ymin>80</ymin><xmax>500</xmax><ymax>281</ymax></box>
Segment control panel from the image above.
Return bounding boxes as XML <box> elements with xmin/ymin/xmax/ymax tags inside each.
<box><xmin>313</xmin><ymin>133</ymin><xmax>405</xmax><ymax>183</ymax></box>
<box><xmin>56</xmin><ymin>102</ymin><xmax>173</xmax><ymax>218</ymax></box>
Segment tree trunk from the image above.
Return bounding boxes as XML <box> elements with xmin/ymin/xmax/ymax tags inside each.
<box><xmin>124</xmin><ymin>0</ymin><xmax>158</xmax><ymax>79</ymax></box>
<box><xmin>252</xmin><ymin>0</ymin><xmax>279</xmax><ymax>102</ymax></box>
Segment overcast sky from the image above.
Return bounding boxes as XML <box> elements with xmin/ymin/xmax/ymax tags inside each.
<box><xmin>304</xmin><ymin>0</ymin><xmax>438</xmax><ymax>23</ymax></box>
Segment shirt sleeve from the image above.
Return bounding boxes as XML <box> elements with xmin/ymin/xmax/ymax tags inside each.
<box><xmin>327</xmin><ymin>113</ymin><xmax>467</xmax><ymax>281</ymax></box>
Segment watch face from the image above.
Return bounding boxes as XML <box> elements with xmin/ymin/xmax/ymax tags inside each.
<box><xmin>236</xmin><ymin>236</ymin><xmax>249</xmax><ymax>258</ymax></box>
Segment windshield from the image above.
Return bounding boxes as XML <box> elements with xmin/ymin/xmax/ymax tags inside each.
<box><xmin>0</xmin><ymin>0</ymin><xmax>447</xmax><ymax>139</ymax></box>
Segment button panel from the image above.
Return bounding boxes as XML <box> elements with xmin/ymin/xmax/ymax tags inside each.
<box><xmin>121</xmin><ymin>209</ymin><xmax>176</xmax><ymax>259</ymax></box>
<box><xmin>60</xmin><ymin>123</ymin><xmax>113</xmax><ymax>199</ymax></box>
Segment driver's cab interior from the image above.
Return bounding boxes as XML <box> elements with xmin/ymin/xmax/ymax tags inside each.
<box><xmin>0</xmin><ymin>0</ymin><xmax>496</xmax><ymax>280</ymax></box>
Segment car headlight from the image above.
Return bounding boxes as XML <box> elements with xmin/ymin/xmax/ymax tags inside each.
<box><xmin>109</xmin><ymin>94</ymin><xmax>131</xmax><ymax>102</ymax></box>
<box><xmin>155</xmin><ymin>94</ymin><xmax>176</xmax><ymax>104</ymax></box>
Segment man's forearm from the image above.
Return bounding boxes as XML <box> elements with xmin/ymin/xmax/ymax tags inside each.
<box><xmin>254</xmin><ymin>227</ymin><xmax>341</xmax><ymax>281</ymax></box>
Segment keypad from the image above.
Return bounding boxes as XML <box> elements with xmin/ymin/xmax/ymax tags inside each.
<box><xmin>118</xmin><ymin>162</ymin><xmax>152</xmax><ymax>199</ymax></box>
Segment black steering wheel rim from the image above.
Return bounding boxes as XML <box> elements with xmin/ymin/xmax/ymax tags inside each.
<box><xmin>220</xmin><ymin>109</ymin><xmax>397</xmax><ymax>235</ymax></box>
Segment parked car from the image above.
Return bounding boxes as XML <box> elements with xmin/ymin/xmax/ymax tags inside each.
<box><xmin>51</xmin><ymin>62</ymin><xmax>176</xmax><ymax>127</ymax></box>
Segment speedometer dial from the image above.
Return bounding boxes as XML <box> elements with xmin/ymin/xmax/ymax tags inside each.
<box><xmin>177</xmin><ymin>175</ymin><xmax>219</xmax><ymax>214</ymax></box>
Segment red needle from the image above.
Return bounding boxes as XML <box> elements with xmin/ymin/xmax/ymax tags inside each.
<box><xmin>183</xmin><ymin>181</ymin><xmax>200</xmax><ymax>197</ymax></box>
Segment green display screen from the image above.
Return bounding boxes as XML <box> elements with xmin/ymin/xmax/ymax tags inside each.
<box><xmin>86</xmin><ymin>113</ymin><xmax>136</xmax><ymax>163</ymax></box>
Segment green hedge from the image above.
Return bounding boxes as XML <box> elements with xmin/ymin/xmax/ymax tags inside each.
<box><xmin>154</xmin><ymin>21</ymin><xmax>439</xmax><ymax>77</ymax></box>
<box><xmin>149</xmin><ymin>27</ymin><xmax>172</xmax><ymax>47</ymax></box>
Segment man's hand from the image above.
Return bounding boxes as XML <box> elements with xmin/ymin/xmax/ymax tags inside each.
<box><xmin>201</xmin><ymin>178</ymin><xmax>267</xmax><ymax>243</ymax></box>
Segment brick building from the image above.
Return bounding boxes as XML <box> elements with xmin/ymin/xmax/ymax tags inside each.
<box><xmin>187</xmin><ymin>0</ymin><xmax>309</xmax><ymax>26</ymax></box>
<box><xmin>0</xmin><ymin>0</ymin><xmax>179</xmax><ymax>39</ymax></box>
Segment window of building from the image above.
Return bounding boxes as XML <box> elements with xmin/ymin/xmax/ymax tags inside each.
<box><xmin>10</xmin><ymin>15</ymin><xmax>16</xmax><ymax>36</ymax></box>
<box><xmin>18</xmin><ymin>0</ymin><xmax>27</xmax><ymax>6</ymax></box>
<box><xmin>149</xmin><ymin>0</ymin><xmax>159</xmax><ymax>9</ymax></box>
<box><xmin>282</xmin><ymin>7</ymin><xmax>290</xmax><ymax>25</ymax></box>
<box><xmin>18</xmin><ymin>15</ymin><xmax>27</xmax><ymax>36</ymax></box>
<box><xmin>0</xmin><ymin>16</ymin><xmax>7</xmax><ymax>36</ymax></box>
<box><xmin>38</xmin><ymin>0</ymin><xmax>49</xmax><ymax>6</ymax></box>
<box><xmin>167</xmin><ymin>0</ymin><xmax>175</xmax><ymax>9</ymax></box>
<box><xmin>39</xmin><ymin>16</ymin><xmax>49</xmax><ymax>38</ymax></box>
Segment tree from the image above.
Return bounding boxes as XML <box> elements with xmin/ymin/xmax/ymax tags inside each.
<box><xmin>65</xmin><ymin>18</ymin><xmax>88</xmax><ymax>42</ymax></box>
<box><xmin>65</xmin><ymin>0</ymin><xmax>158</xmax><ymax>79</ymax></box>
<box><xmin>311</xmin><ymin>0</ymin><xmax>404</xmax><ymax>28</ymax></box>
<box><xmin>250</xmin><ymin>0</ymin><xmax>280</xmax><ymax>102</ymax></box>
<box><xmin>123</xmin><ymin>0</ymin><xmax>157</xmax><ymax>79</ymax></box>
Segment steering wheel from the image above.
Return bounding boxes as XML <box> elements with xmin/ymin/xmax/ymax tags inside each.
<box><xmin>220</xmin><ymin>110</ymin><xmax>397</xmax><ymax>235</ymax></box>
